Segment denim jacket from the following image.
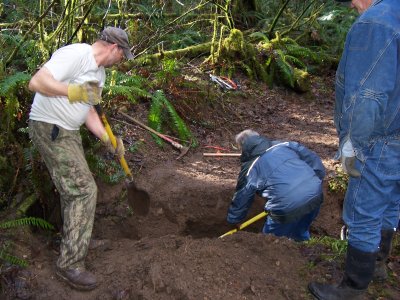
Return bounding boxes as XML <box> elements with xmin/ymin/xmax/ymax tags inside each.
<box><xmin>334</xmin><ymin>0</ymin><xmax>400</xmax><ymax>161</ymax></box>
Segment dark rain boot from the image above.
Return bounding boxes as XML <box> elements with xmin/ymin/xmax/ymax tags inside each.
<box><xmin>373</xmin><ymin>229</ymin><xmax>394</xmax><ymax>282</ymax></box>
<box><xmin>308</xmin><ymin>244</ymin><xmax>377</xmax><ymax>300</ymax></box>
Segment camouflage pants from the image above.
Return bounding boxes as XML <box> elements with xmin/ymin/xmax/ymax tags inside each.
<box><xmin>29</xmin><ymin>120</ymin><xmax>97</xmax><ymax>269</ymax></box>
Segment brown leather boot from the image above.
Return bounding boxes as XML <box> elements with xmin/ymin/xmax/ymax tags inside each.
<box><xmin>56</xmin><ymin>267</ymin><xmax>97</xmax><ymax>291</ymax></box>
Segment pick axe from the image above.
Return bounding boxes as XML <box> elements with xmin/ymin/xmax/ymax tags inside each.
<box><xmin>119</xmin><ymin>111</ymin><xmax>190</xmax><ymax>160</ymax></box>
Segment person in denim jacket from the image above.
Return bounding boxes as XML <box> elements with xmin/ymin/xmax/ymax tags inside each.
<box><xmin>226</xmin><ymin>130</ymin><xmax>325</xmax><ymax>242</ymax></box>
<box><xmin>309</xmin><ymin>1</ymin><xmax>400</xmax><ymax>299</ymax></box>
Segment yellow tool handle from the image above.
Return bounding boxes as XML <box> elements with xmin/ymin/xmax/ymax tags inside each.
<box><xmin>219</xmin><ymin>211</ymin><xmax>268</xmax><ymax>238</ymax></box>
<box><xmin>96</xmin><ymin>105</ymin><xmax>133</xmax><ymax>180</ymax></box>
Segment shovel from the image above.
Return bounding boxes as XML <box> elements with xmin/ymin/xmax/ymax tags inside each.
<box><xmin>219</xmin><ymin>211</ymin><xmax>268</xmax><ymax>238</ymax></box>
<box><xmin>95</xmin><ymin>105</ymin><xmax>150</xmax><ymax>216</ymax></box>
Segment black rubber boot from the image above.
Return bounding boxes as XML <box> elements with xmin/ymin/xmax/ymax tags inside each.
<box><xmin>308</xmin><ymin>244</ymin><xmax>377</xmax><ymax>300</ymax></box>
<box><xmin>373</xmin><ymin>229</ymin><xmax>394</xmax><ymax>282</ymax></box>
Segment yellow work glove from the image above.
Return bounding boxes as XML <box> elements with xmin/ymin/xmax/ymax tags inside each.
<box><xmin>67</xmin><ymin>81</ymin><xmax>101</xmax><ymax>105</ymax></box>
<box><xmin>100</xmin><ymin>132</ymin><xmax>125</xmax><ymax>158</ymax></box>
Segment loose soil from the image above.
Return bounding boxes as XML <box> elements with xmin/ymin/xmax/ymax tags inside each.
<box><xmin>1</xmin><ymin>71</ymin><xmax>399</xmax><ymax>300</ymax></box>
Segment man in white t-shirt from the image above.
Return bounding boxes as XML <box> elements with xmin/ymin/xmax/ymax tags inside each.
<box><xmin>28</xmin><ymin>27</ymin><xmax>133</xmax><ymax>291</ymax></box>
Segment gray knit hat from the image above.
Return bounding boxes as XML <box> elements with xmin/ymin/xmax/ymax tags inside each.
<box><xmin>99</xmin><ymin>27</ymin><xmax>134</xmax><ymax>59</ymax></box>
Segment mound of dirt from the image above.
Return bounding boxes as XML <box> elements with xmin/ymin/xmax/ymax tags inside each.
<box><xmin>1</xmin><ymin>75</ymin><xmax>399</xmax><ymax>300</ymax></box>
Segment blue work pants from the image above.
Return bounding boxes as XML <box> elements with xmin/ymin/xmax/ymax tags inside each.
<box><xmin>262</xmin><ymin>206</ymin><xmax>320</xmax><ymax>242</ymax></box>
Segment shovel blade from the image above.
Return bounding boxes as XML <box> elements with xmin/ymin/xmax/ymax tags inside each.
<box><xmin>126</xmin><ymin>181</ymin><xmax>150</xmax><ymax>216</ymax></box>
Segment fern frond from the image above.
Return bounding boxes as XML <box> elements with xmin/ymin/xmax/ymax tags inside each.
<box><xmin>103</xmin><ymin>85</ymin><xmax>150</xmax><ymax>104</ymax></box>
<box><xmin>0</xmin><ymin>72</ymin><xmax>31</xmax><ymax>96</ymax></box>
<box><xmin>103</xmin><ymin>70</ymin><xmax>150</xmax><ymax>104</ymax></box>
<box><xmin>286</xmin><ymin>45</ymin><xmax>319</xmax><ymax>63</ymax></box>
<box><xmin>148</xmin><ymin>91</ymin><xmax>165</xmax><ymax>146</ymax></box>
<box><xmin>285</xmin><ymin>55</ymin><xmax>307</xmax><ymax>69</ymax></box>
<box><xmin>249</xmin><ymin>32</ymin><xmax>270</xmax><ymax>43</ymax></box>
<box><xmin>162</xmin><ymin>97</ymin><xmax>192</xmax><ymax>144</ymax></box>
<box><xmin>0</xmin><ymin>251</ymin><xmax>28</xmax><ymax>267</ymax></box>
<box><xmin>85</xmin><ymin>153</ymin><xmax>125</xmax><ymax>184</ymax></box>
<box><xmin>275</xmin><ymin>50</ymin><xmax>295</xmax><ymax>88</ymax></box>
<box><xmin>148</xmin><ymin>90</ymin><xmax>196</xmax><ymax>147</ymax></box>
<box><xmin>0</xmin><ymin>217</ymin><xmax>54</xmax><ymax>231</ymax></box>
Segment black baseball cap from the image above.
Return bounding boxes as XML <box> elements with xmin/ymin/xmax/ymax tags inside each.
<box><xmin>99</xmin><ymin>27</ymin><xmax>134</xmax><ymax>60</ymax></box>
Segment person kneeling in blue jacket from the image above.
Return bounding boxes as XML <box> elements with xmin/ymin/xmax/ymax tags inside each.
<box><xmin>226</xmin><ymin>129</ymin><xmax>326</xmax><ymax>241</ymax></box>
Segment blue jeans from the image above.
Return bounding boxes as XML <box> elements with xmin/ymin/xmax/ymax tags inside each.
<box><xmin>262</xmin><ymin>206</ymin><xmax>320</xmax><ymax>242</ymax></box>
<box><xmin>344</xmin><ymin>138</ymin><xmax>400</xmax><ymax>253</ymax></box>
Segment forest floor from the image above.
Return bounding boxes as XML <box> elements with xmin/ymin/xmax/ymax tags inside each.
<box><xmin>1</xmin><ymin>68</ymin><xmax>399</xmax><ymax>299</ymax></box>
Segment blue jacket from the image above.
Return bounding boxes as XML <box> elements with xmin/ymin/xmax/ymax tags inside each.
<box><xmin>335</xmin><ymin>0</ymin><xmax>400</xmax><ymax>161</ymax></box>
<box><xmin>227</xmin><ymin>136</ymin><xmax>325</xmax><ymax>224</ymax></box>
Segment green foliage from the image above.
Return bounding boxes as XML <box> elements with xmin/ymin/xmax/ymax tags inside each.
<box><xmin>148</xmin><ymin>91</ymin><xmax>165</xmax><ymax>146</ymax></box>
<box><xmin>148</xmin><ymin>90</ymin><xmax>195</xmax><ymax>147</ymax></box>
<box><xmin>274</xmin><ymin>49</ymin><xmax>295</xmax><ymax>88</ymax></box>
<box><xmin>20</xmin><ymin>144</ymin><xmax>56</xmax><ymax>216</ymax></box>
<box><xmin>316</xmin><ymin>3</ymin><xmax>357</xmax><ymax>56</ymax></box>
<box><xmin>155</xmin><ymin>58</ymin><xmax>180</xmax><ymax>85</ymax></box>
<box><xmin>0</xmin><ymin>72</ymin><xmax>31</xmax><ymax>95</ymax></box>
<box><xmin>307</xmin><ymin>236</ymin><xmax>348</xmax><ymax>261</ymax></box>
<box><xmin>214</xmin><ymin>28</ymin><xmax>268</xmax><ymax>82</ymax></box>
<box><xmin>0</xmin><ymin>71</ymin><xmax>31</xmax><ymax>133</ymax></box>
<box><xmin>0</xmin><ymin>216</ymin><xmax>54</xmax><ymax>267</ymax></box>
<box><xmin>86</xmin><ymin>151</ymin><xmax>125</xmax><ymax>185</ymax></box>
<box><xmin>257</xmin><ymin>32</ymin><xmax>314</xmax><ymax>91</ymax></box>
<box><xmin>0</xmin><ymin>249</ymin><xmax>28</xmax><ymax>268</ymax></box>
<box><xmin>103</xmin><ymin>70</ymin><xmax>151</xmax><ymax>105</ymax></box>
<box><xmin>0</xmin><ymin>217</ymin><xmax>54</xmax><ymax>230</ymax></box>
<box><xmin>167</xmin><ymin>29</ymin><xmax>206</xmax><ymax>50</ymax></box>
<box><xmin>328</xmin><ymin>167</ymin><xmax>349</xmax><ymax>193</ymax></box>
<box><xmin>80</xmin><ymin>127</ymin><xmax>126</xmax><ymax>185</ymax></box>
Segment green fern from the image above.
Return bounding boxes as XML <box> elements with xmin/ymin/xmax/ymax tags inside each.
<box><xmin>148</xmin><ymin>90</ymin><xmax>195</xmax><ymax>147</ymax></box>
<box><xmin>286</xmin><ymin>44</ymin><xmax>321</xmax><ymax>64</ymax></box>
<box><xmin>162</xmin><ymin>96</ymin><xmax>193</xmax><ymax>143</ymax></box>
<box><xmin>102</xmin><ymin>70</ymin><xmax>151</xmax><ymax>104</ymax></box>
<box><xmin>285</xmin><ymin>54</ymin><xmax>307</xmax><ymax>69</ymax></box>
<box><xmin>0</xmin><ymin>217</ymin><xmax>54</xmax><ymax>267</ymax></box>
<box><xmin>275</xmin><ymin>50</ymin><xmax>295</xmax><ymax>88</ymax></box>
<box><xmin>0</xmin><ymin>251</ymin><xmax>28</xmax><ymax>267</ymax></box>
<box><xmin>0</xmin><ymin>72</ymin><xmax>31</xmax><ymax>134</ymax></box>
<box><xmin>85</xmin><ymin>152</ymin><xmax>125</xmax><ymax>184</ymax></box>
<box><xmin>249</xmin><ymin>31</ymin><xmax>270</xmax><ymax>43</ymax></box>
<box><xmin>0</xmin><ymin>72</ymin><xmax>31</xmax><ymax>95</ymax></box>
<box><xmin>155</xmin><ymin>58</ymin><xmax>180</xmax><ymax>85</ymax></box>
<box><xmin>0</xmin><ymin>239</ymin><xmax>28</xmax><ymax>267</ymax></box>
<box><xmin>0</xmin><ymin>217</ymin><xmax>54</xmax><ymax>231</ymax></box>
<box><xmin>148</xmin><ymin>91</ymin><xmax>165</xmax><ymax>146</ymax></box>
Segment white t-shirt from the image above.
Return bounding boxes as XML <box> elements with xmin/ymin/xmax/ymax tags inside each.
<box><xmin>29</xmin><ymin>43</ymin><xmax>106</xmax><ymax>130</ymax></box>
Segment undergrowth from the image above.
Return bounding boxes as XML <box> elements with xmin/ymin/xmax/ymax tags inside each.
<box><xmin>307</xmin><ymin>235</ymin><xmax>347</xmax><ymax>262</ymax></box>
<box><xmin>0</xmin><ymin>217</ymin><xmax>54</xmax><ymax>267</ymax></box>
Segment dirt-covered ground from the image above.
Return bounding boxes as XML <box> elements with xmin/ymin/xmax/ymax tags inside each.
<box><xmin>1</xmin><ymin>72</ymin><xmax>399</xmax><ymax>299</ymax></box>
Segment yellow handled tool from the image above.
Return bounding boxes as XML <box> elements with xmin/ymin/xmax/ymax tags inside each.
<box><xmin>98</xmin><ymin>109</ymin><xmax>133</xmax><ymax>180</ymax></box>
<box><xmin>219</xmin><ymin>211</ymin><xmax>268</xmax><ymax>238</ymax></box>
<box><xmin>95</xmin><ymin>104</ymin><xmax>150</xmax><ymax>216</ymax></box>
